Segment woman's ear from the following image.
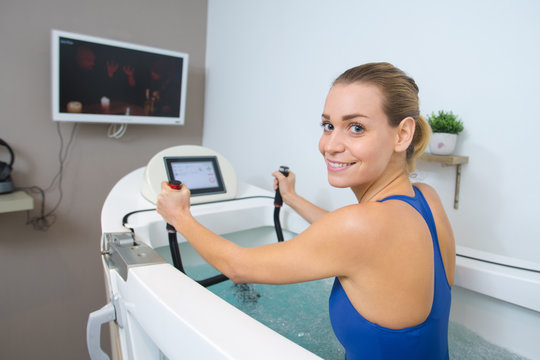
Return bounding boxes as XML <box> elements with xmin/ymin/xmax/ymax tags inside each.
<box><xmin>395</xmin><ymin>117</ymin><xmax>415</xmax><ymax>153</ymax></box>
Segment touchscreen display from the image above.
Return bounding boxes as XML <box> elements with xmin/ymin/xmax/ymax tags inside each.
<box><xmin>164</xmin><ymin>156</ymin><xmax>225</xmax><ymax>195</ymax></box>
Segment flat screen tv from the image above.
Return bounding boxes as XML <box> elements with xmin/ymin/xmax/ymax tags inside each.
<box><xmin>51</xmin><ymin>30</ymin><xmax>189</xmax><ymax>125</ymax></box>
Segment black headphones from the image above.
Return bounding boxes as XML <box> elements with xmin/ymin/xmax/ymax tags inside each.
<box><xmin>0</xmin><ymin>138</ymin><xmax>14</xmax><ymax>182</ymax></box>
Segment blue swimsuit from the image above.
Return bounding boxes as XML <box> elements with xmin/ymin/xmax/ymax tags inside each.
<box><xmin>329</xmin><ymin>187</ymin><xmax>451</xmax><ymax>360</ymax></box>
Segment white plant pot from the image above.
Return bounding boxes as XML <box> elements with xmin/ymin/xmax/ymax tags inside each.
<box><xmin>429</xmin><ymin>133</ymin><xmax>457</xmax><ymax>155</ymax></box>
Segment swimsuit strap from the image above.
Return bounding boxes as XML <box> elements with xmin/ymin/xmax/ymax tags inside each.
<box><xmin>379</xmin><ymin>187</ymin><xmax>435</xmax><ymax>242</ymax></box>
<box><xmin>379</xmin><ymin>186</ymin><xmax>450</xmax><ymax>290</ymax></box>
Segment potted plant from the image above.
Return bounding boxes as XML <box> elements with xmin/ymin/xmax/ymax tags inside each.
<box><xmin>427</xmin><ymin>110</ymin><xmax>464</xmax><ymax>155</ymax></box>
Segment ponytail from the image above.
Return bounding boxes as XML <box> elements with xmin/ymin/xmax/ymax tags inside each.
<box><xmin>407</xmin><ymin>114</ymin><xmax>431</xmax><ymax>172</ymax></box>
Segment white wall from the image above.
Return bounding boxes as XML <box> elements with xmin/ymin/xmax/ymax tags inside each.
<box><xmin>203</xmin><ymin>0</ymin><xmax>540</xmax><ymax>263</ymax></box>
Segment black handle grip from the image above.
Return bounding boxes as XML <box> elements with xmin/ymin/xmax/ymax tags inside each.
<box><xmin>274</xmin><ymin>166</ymin><xmax>290</xmax><ymax>207</ymax></box>
<box><xmin>166</xmin><ymin>180</ymin><xmax>183</xmax><ymax>232</ymax></box>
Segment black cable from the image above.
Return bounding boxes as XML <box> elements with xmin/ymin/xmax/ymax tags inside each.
<box><xmin>168</xmin><ymin>231</ymin><xmax>185</xmax><ymax>273</ymax></box>
<box><xmin>457</xmin><ymin>254</ymin><xmax>540</xmax><ymax>274</ymax></box>
<box><xmin>274</xmin><ymin>207</ymin><xmax>284</xmax><ymax>242</ymax></box>
<box><xmin>23</xmin><ymin>122</ymin><xmax>78</xmax><ymax>231</ymax></box>
<box><xmin>121</xmin><ymin>195</ymin><xmax>276</xmax><ymax>231</ymax></box>
<box><xmin>273</xmin><ymin>166</ymin><xmax>289</xmax><ymax>242</ymax></box>
<box><xmin>19</xmin><ymin>185</ymin><xmax>49</xmax><ymax>230</ymax></box>
<box><xmin>197</xmin><ymin>274</ymin><xmax>228</xmax><ymax>287</ymax></box>
<box><xmin>43</xmin><ymin>123</ymin><xmax>78</xmax><ymax>213</ymax></box>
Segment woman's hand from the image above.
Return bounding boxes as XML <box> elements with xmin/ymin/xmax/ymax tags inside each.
<box><xmin>272</xmin><ymin>169</ymin><xmax>329</xmax><ymax>223</ymax></box>
<box><xmin>272</xmin><ymin>169</ymin><xmax>296</xmax><ymax>205</ymax></box>
<box><xmin>156</xmin><ymin>181</ymin><xmax>191</xmax><ymax>227</ymax></box>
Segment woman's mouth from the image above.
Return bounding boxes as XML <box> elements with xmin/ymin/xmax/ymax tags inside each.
<box><xmin>326</xmin><ymin>160</ymin><xmax>356</xmax><ymax>172</ymax></box>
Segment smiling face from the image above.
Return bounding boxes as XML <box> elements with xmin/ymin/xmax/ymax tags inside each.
<box><xmin>319</xmin><ymin>82</ymin><xmax>401</xmax><ymax>195</ymax></box>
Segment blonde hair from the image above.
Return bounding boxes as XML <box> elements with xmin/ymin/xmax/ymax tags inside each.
<box><xmin>334</xmin><ymin>62</ymin><xmax>430</xmax><ymax>171</ymax></box>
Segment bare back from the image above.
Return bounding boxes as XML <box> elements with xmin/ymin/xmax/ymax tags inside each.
<box><xmin>339</xmin><ymin>183</ymin><xmax>455</xmax><ymax>329</ymax></box>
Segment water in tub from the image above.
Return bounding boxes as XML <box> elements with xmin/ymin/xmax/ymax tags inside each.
<box><xmin>155</xmin><ymin>226</ymin><xmax>530</xmax><ymax>360</ymax></box>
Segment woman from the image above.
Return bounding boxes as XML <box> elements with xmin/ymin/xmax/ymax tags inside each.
<box><xmin>157</xmin><ymin>62</ymin><xmax>456</xmax><ymax>359</ymax></box>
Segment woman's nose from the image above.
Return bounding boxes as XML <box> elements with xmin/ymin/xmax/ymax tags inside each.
<box><xmin>320</xmin><ymin>131</ymin><xmax>346</xmax><ymax>154</ymax></box>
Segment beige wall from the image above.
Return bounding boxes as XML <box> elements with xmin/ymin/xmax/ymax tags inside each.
<box><xmin>0</xmin><ymin>1</ymin><xmax>207</xmax><ymax>358</ymax></box>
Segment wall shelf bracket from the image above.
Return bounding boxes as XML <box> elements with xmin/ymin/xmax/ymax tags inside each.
<box><xmin>419</xmin><ymin>153</ymin><xmax>469</xmax><ymax>209</ymax></box>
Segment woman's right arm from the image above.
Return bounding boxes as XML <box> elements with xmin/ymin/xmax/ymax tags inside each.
<box><xmin>272</xmin><ymin>170</ymin><xmax>328</xmax><ymax>224</ymax></box>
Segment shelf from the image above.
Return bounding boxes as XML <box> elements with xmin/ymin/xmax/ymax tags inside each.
<box><xmin>419</xmin><ymin>153</ymin><xmax>469</xmax><ymax>166</ymax></box>
<box><xmin>419</xmin><ymin>153</ymin><xmax>469</xmax><ymax>209</ymax></box>
<box><xmin>0</xmin><ymin>190</ymin><xmax>34</xmax><ymax>213</ymax></box>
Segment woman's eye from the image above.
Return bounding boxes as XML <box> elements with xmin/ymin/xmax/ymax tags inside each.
<box><xmin>350</xmin><ymin>124</ymin><xmax>364</xmax><ymax>134</ymax></box>
<box><xmin>321</xmin><ymin>122</ymin><xmax>334</xmax><ymax>132</ymax></box>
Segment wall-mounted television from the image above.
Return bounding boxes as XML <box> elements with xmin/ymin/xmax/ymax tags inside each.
<box><xmin>51</xmin><ymin>30</ymin><xmax>189</xmax><ymax>125</ymax></box>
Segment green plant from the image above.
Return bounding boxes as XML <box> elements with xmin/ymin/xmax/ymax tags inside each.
<box><xmin>427</xmin><ymin>110</ymin><xmax>464</xmax><ymax>134</ymax></box>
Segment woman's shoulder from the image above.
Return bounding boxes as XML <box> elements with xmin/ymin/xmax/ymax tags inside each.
<box><xmin>413</xmin><ymin>182</ymin><xmax>439</xmax><ymax>198</ymax></box>
<box><xmin>322</xmin><ymin>201</ymin><xmax>398</xmax><ymax>244</ymax></box>
<box><xmin>319</xmin><ymin>184</ymin><xmax>442</xmax><ymax>240</ymax></box>
<box><xmin>314</xmin><ymin>195</ymin><xmax>430</xmax><ymax>274</ymax></box>
<box><xmin>306</xmin><ymin>202</ymin><xmax>393</xmax><ymax>270</ymax></box>
<box><xmin>332</xmin><ymin>201</ymin><xmax>388</xmax><ymax>224</ymax></box>
<box><xmin>412</xmin><ymin>182</ymin><xmax>445</xmax><ymax>211</ymax></box>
